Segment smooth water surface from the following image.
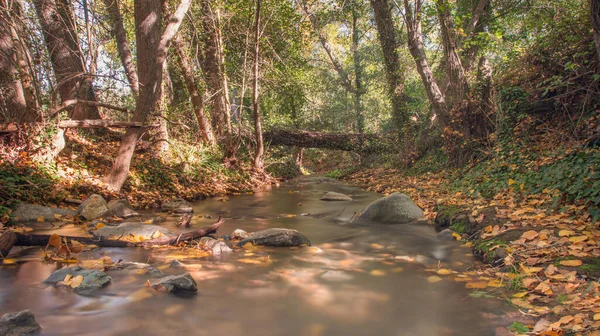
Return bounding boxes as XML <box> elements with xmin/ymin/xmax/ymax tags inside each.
<box><xmin>0</xmin><ymin>176</ymin><xmax>510</xmax><ymax>336</ymax></box>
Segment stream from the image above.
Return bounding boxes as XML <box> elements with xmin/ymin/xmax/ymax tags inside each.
<box><xmin>0</xmin><ymin>176</ymin><xmax>513</xmax><ymax>336</ymax></box>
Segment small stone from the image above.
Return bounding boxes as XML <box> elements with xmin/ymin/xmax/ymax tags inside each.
<box><xmin>0</xmin><ymin>310</ymin><xmax>41</xmax><ymax>336</ymax></box>
<box><xmin>230</xmin><ymin>229</ymin><xmax>248</xmax><ymax>240</ymax></box>
<box><xmin>436</xmin><ymin>229</ymin><xmax>455</xmax><ymax>241</ymax></box>
<box><xmin>161</xmin><ymin>198</ymin><xmax>193</xmax><ymax>213</ymax></box>
<box><xmin>151</xmin><ymin>273</ymin><xmax>197</xmax><ymax>293</ymax></box>
<box><xmin>44</xmin><ymin>266</ymin><xmax>111</xmax><ymax>292</ymax></box>
<box><xmin>107</xmin><ymin>199</ymin><xmax>140</xmax><ymax>219</ymax></box>
<box><xmin>238</xmin><ymin>228</ymin><xmax>311</xmax><ymax>247</ymax></box>
<box><xmin>199</xmin><ymin>237</ymin><xmax>233</xmax><ymax>254</ymax></box>
<box><xmin>78</xmin><ymin>194</ymin><xmax>109</xmax><ymax>220</ymax></box>
<box><xmin>320</xmin><ymin>192</ymin><xmax>353</xmax><ymax>201</ymax></box>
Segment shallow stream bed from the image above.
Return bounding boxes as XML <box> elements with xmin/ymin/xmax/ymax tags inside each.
<box><xmin>0</xmin><ymin>176</ymin><xmax>515</xmax><ymax>336</ymax></box>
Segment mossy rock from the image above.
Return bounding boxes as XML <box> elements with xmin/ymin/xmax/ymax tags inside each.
<box><xmin>434</xmin><ymin>205</ymin><xmax>508</xmax><ymax>236</ymax></box>
<box><xmin>472</xmin><ymin>238</ymin><xmax>510</xmax><ymax>266</ymax></box>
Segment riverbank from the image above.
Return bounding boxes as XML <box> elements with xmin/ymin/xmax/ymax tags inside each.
<box><xmin>343</xmin><ymin>167</ymin><xmax>600</xmax><ymax>334</ymax></box>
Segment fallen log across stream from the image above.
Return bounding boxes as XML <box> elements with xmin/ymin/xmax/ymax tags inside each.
<box><xmin>2</xmin><ymin>217</ymin><xmax>224</xmax><ymax>256</ymax></box>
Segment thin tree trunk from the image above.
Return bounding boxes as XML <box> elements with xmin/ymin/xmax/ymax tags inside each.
<box><xmin>252</xmin><ymin>0</ymin><xmax>263</xmax><ymax>171</ymax></box>
<box><xmin>592</xmin><ymin>0</ymin><xmax>600</xmax><ymax>64</ymax></box>
<box><xmin>403</xmin><ymin>0</ymin><xmax>448</xmax><ymax>126</ymax></box>
<box><xmin>153</xmin><ymin>60</ymin><xmax>170</xmax><ymax>155</ymax></box>
<box><xmin>33</xmin><ymin>0</ymin><xmax>100</xmax><ymax>120</ymax></box>
<box><xmin>0</xmin><ymin>1</ymin><xmax>26</xmax><ymax>122</ymax></box>
<box><xmin>106</xmin><ymin>0</ymin><xmax>191</xmax><ymax>192</ymax></box>
<box><xmin>351</xmin><ymin>2</ymin><xmax>364</xmax><ymax>134</ymax></box>
<box><xmin>370</xmin><ymin>0</ymin><xmax>407</xmax><ymax>136</ymax></box>
<box><xmin>173</xmin><ymin>34</ymin><xmax>215</xmax><ymax>145</ymax></box>
<box><xmin>102</xmin><ymin>0</ymin><xmax>139</xmax><ymax>95</ymax></box>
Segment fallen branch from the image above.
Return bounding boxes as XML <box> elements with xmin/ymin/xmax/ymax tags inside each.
<box><xmin>141</xmin><ymin>216</ymin><xmax>223</xmax><ymax>246</ymax></box>
<box><xmin>47</xmin><ymin>99</ymin><xmax>129</xmax><ymax>119</ymax></box>
<box><xmin>0</xmin><ymin>120</ymin><xmax>160</xmax><ymax>133</ymax></box>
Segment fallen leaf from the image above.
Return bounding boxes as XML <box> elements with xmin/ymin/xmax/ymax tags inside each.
<box><xmin>36</xmin><ymin>216</ymin><xmax>44</xmax><ymax>223</ymax></box>
<box><xmin>70</xmin><ymin>275</ymin><xmax>84</xmax><ymax>288</ymax></box>
<box><xmin>437</xmin><ymin>269</ymin><xmax>452</xmax><ymax>275</ymax></box>
<box><xmin>465</xmin><ymin>281</ymin><xmax>488</xmax><ymax>289</ymax></box>
<box><xmin>2</xmin><ymin>258</ymin><xmax>17</xmax><ymax>265</ymax></box>
<box><xmin>427</xmin><ymin>275</ymin><xmax>443</xmax><ymax>283</ymax></box>
<box><xmin>559</xmin><ymin>259</ymin><xmax>583</xmax><ymax>267</ymax></box>
<box><xmin>48</xmin><ymin>234</ymin><xmax>62</xmax><ymax>248</ymax></box>
<box><xmin>558</xmin><ymin>230</ymin><xmax>575</xmax><ymax>237</ymax></box>
<box><xmin>568</xmin><ymin>236</ymin><xmax>588</xmax><ymax>243</ymax></box>
<box><xmin>521</xmin><ymin>230</ymin><xmax>539</xmax><ymax>240</ymax></box>
<box><xmin>370</xmin><ymin>270</ymin><xmax>386</xmax><ymax>276</ymax></box>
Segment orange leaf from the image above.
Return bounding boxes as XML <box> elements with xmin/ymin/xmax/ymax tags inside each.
<box><xmin>48</xmin><ymin>234</ymin><xmax>62</xmax><ymax>248</ymax></box>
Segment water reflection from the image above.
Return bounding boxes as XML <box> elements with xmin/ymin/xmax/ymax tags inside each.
<box><xmin>0</xmin><ymin>176</ymin><xmax>509</xmax><ymax>335</ymax></box>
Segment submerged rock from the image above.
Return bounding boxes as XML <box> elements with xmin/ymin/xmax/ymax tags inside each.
<box><xmin>11</xmin><ymin>204</ymin><xmax>76</xmax><ymax>222</ymax></box>
<box><xmin>44</xmin><ymin>266</ymin><xmax>111</xmax><ymax>292</ymax></box>
<box><xmin>107</xmin><ymin>199</ymin><xmax>140</xmax><ymax>219</ymax></box>
<box><xmin>113</xmin><ymin>262</ymin><xmax>162</xmax><ymax>277</ymax></box>
<box><xmin>151</xmin><ymin>273</ymin><xmax>197</xmax><ymax>293</ymax></box>
<box><xmin>94</xmin><ymin>222</ymin><xmax>172</xmax><ymax>240</ymax></box>
<box><xmin>358</xmin><ymin>193</ymin><xmax>424</xmax><ymax>224</ymax></box>
<box><xmin>78</xmin><ymin>194</ymin><xmax>109</xmax><ymax>220</ymax></box>
<box><xmin>199</xmin><ymin>237</ymin><xmax>233</xmax><ymax>254</ymax></box>
<box><xmin>230</xmin><ymin>229</ymin><xmax>248</xmax><ymax>240</ymax></box>
<box><xmin>161</xmin><ymin>198</ymin><xmax>193</xmax><ymax>213</ymax></box>
<box><xmin>0</xmin><ymin>310</ymin><xmax>41</xmax><ymax>336</ymax></box>
<box><xmin>436</xmin><ymin>229</ymin><xmax>455</xmax><ymax>241</ymax></box>
<box><xmin>238</xmin><ymin>228</ymin><xmax>311</xmax><ymax>247</ymax></box>
<box><xmin>320</xmin><ymin>192</ymin><xmax>353</xmax><ymax>201</ymax></box>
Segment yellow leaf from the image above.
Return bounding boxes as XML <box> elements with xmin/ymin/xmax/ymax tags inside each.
<box><xmin>95</xmin><ymin>223</ymin><xmax>106</xmax><ymax>229</ymax></box>
<box><xmin>36</xmin><ymin>216</ymin><xmax>44</xmax><ymax>222</ymax></box>
<box><xmin>511</xmin><ymin>298</ymin><xmax>536</xmax><ymax>309</ymax></box>
<box><xmin>2</xmin><ymin>258</ymin><xmax>17</xmax><ymax>265</ymax></box>
<box><xmin>451</xmin><ymin>232</ymin><xmax>462</xmax><ymax>240</ymax></box>
<box><xmin>559</xmin><ymin>259</ymin><xmax>583</xmax><ymax>267</ymax></box>
<box><xmin>558</xmin><ymin>229</ymin><xmax>575</xmax><ymax>237</ymax></box>
<box><xmin>370</xmin><ymin>243</ymin><xmax>384</xmax><ymax>249</ymax></box>
<box><xmin>508</xmin><ymin>179</ymin><xmax>516</xmax><ymax>185</ymax></box>
<box><xmin>53</xmin><ymin>214</ymin><xmax>63</xmax><ymax>220</ymax></box>
<box><xmin>568</xmin><ymin>236</ymin><xmax>588</xmax><ymax>243</ymax></box>
<box><xmin>151</xmin><ymin>231</ymin><xmax>163</xmax><ymax>239</ymax></box>
<box><xmin>70</xmin><ymin>275</ymin><xmax>84</xmax><ymax>288</ymax></box>
<box><xmin>594</xmin><ymin>313</ymin><xmax>600</xmax><ymax>321</ymax></box>
<box><xmin>465</xmin><ymin>281</ymin><xmax>488</xmax><ymax>289</ymax></box>
<box><xmin>487</xmin><ymin>279</ymin><xmax>504</xmax><ymax>288</ymax></box>
<box><xmin>370</xmin><ymin>270</ymin><xmax>386</xmax><ymax>276</ymax></box>
<box><xmin>144</xmin><ymin>219</ymin><xmax>153</xmax><ymax>224</ymax></box>
<box><xmin>128</xmin><ymin>288</ymin><xmax>153</xmax><ymax>302</ymax></box>
<box><xmin>69</xmin><ymin>240</ymin><xmax>84</xmax><ymax>253</ymax></box>
<box><xmin>48</xmin><ymin>234</ymin><xmax>62</xmax><ymax>248</ymax></box>
<box><xmin>391</xmin><ymin>267</ymin><xmax>404</xmax><ymax>273</ymax></box>
<box><xmin>437</xmin><ymin>269</ymin><xmax>452</xmax><ymax>275</ymax></box>
<box><xmin>427</xmin><ymin>275</ymin><xmax>443</xmax><ymax>283</ymax></box>
<box><xmin>519</xmin><ymin>183</ymin><xmax>525</xmax><ymax>190</ymax></box>
<box><xmin>512</xmin><ymin>291</ymin><xmax>528</xmax><ymax>298</ymax></box>
<box><xmin>63</xmin><ymin>274</ymin><xmax>73</xmax><ymax>282</ymax></box>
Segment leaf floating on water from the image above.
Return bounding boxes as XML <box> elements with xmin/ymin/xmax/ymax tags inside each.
<box><xmin>36</xmin><ymin>216</ymin><xmax>44</xmax><ymax>223</ymax></box>
<box><xmin>465</xmin><ymin>281</ymin><xmax>488</xmax><ymax>289</ymax></box>
<box><xmin>2</xmin><ymin>258</ymin><xmax>17</xmax><ymax>265</ymax></box>
<box><xmin>486</xmin><ymin>279</ymin><xmax>504</xmax><ymax>288</ymax></box>
<box><xmin>391</xmin><ymin>267</ymin><xmax>404</xmax><ymax>273</ymax></box>
<box><xmin>370</xmin><ymin>270</ymin><xmax>386</xmax><ymax>276</ymax></box>
<box><xmin>559</xmin><ymin>259</ymin><xmax>582</xmax><ymax>267</ymax></box>
<box><xmin>511</xmin><ymin>298</ymin><xmax>536</xmax><ymax>309</ymax></box>
<box><xmin>370</xmin><ymin>243</ymin><xmax>384</xmax><ymax>249</ymax></box>
<box><xmin>128</xmin><ymin>288</ymin><xmax>154</xmax><ymax>302</ymax></box>
<box><xmin>427</xmin><ymin>275</ymin><xmax>443</xmax><ymax>283</ymax></box>
<box><xmin>437</xmin><ymin>269</ymin><xmax>452</xmax><ymax>275</ymax></box>
<box><xmin>512</xmin><ymin>291</ymin><xmax>529</xmax><ymax>298</ymax></box>
<box><xmin>164</xmin><ymin>304</ymin><xmax>184</xmax><ymax>316</ymax></box>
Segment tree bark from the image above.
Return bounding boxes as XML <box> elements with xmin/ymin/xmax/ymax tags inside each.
<box><xmin>370</xmin><ymin>0</ymin><xmax>408</xmax><ymax>136</ymax></box>
<box><xmin>351</xmin><ymin>2</ymin><xmax>364</xmax><ymax>134</ymax></box>
<box><xmin>0</xmin><ymin>231</ymin><xmax>17</xmax><ymax>258</ymax></box>
<box><xmin>33</xmin><ymin>0</ymin><xmax>100</xmax><ymax>120</ymax></box>
<box><xmin>173</xmin><ymin>34</ymin><xmax>215</xmax><ymax>145</ymax></box>
<box><xmin>592</xmin><ymin>0</ymin><xmax>600</xmax><ymax>64</ymax></box>
<box><xmin>0</xmin><ymin>120</ymin><xmax>158</xmax><ymax>133</ymax></box>
<box><xmin>102</xmin><ymin>0</ymin><xmax>139</xmax><ymax>95</ymax></box>
<box><xmin>403</xmin><ymin>0</ymin><xmax>448</xmax><ymax>126</ymax></box>
<box><xmin>0</xmin><ymin>1</ymin><xmax>26</xmax><ymax>123</ymax></box>
<box><xmin>106</xmin><ymin>0</ymin><xmax>191</xmax><ymax>192</ymax></box>
<box><xmin>252</xmin><ymin>0</ymin><xmax>264</xmax><ymax>171</ymax></box>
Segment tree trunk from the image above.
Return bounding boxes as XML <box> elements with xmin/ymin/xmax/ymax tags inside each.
<box><xmin>33</xmin><ymin>0</ymin><xmax>100</xmax><ymax>120</ymax></box>
<box><xmin>370</xmin><ymin>0</ymin><xmax>407</xmax><ymax>136</ymax></box>
<box><xmin>0</xmin><ymin>231</ymin><xmax>17</xmax><ymax>258</ymax></box>
<box><xmin>0</xmin><ymin>2</ymin><xmax>26</xmax><ymax>123</ymax></box>
<box><xmin>252</xmin><ymin>0</ymin><xmax>263</xmax><ymax>171</ymax></box>
<box><xmin>351</xmin><ymin>2</ymin><xmax>364</xmax><ymax>134</ymax></box>
<box><xmin>173</xmin><ymin>34</ymin><xmax>215</xmax><ymax>145</ymax></box>
<box><xmin>102</xmin><ymin>0</ymin><xmax>139</xmax><ymax>95</ymax></box>
<box><xmin>200</xmin><ymin>0</ymin><xmax>233</xmax><ymax>149</ymax></box>
<box><xmin>592</xmin><ymin>0</ymin><xmax>600</xmax><ymax>64</ymax></box>
<box><xmin>106</xmin><ymin>0</ymin><xmax>191</xmax><ymax>192</ymax></box>
<box><xmin>403</xmin><ymin>0</ymin><xmax>448</xmax><ymax>126</ymax></box>
<box><xmin>153</xmin><ymin>60</ymin><xmax>170</xmax><ymax>155</ymax></box>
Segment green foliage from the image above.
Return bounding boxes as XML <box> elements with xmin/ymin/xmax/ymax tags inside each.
<box><xmin>507</xmin><ymin>322</ymin><xmax>529</xmax><ymax>334</ymax></box>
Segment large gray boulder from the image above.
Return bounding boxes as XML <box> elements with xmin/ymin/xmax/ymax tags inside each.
<box><xmin>107</xmin><ymin>199</ymin><xmax>140</xmax><ymax>219</ymax></box>
<box><xmin>161</xmin><ymin>198</ymin><xmax>193</xmax><ymax>213</ymax></box>
<box><xmin>151</xmin><ymin>273</ymin><xmax>197</xmax><ymax>293</ymax></box>
<box><xmin>358</xmin><ymin>192</ymin><xmax>424</xmax><ymax>224</ymax></box>
<box><xmin>94</xmin><ymin>222</ymin><xmax>172</xmax><ymax>240</ymax></box>
<box><xmin>0</xmin><ymin>310</ymin><xmax>41</xmax><ymax>336</ymax></box>
<box><xmin>11</xmin><ymin>204</ymin><xmax>76</xmax><ymax>222</ymax></box>
<box><xmin>77</xmin><ymin>194</ymin><xmax>109</xmax><ymax>220</ymax></box>
<box><xmin>44</xmin><ymin>266</ymin><xmax>111</xmax><ymax>292</ymax></box>
<box><xmin>238</xmin><ymin>228</ymin><xmax>311</xmax><ymax>247</ymax></box>
<box><xmin>320</xmin><ymin>192</ymin><xmax>352</xmax><ymax>201</ymax></box>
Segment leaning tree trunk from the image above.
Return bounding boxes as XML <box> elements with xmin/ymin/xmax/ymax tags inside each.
<box><xmin>34</xmin><ymin>0</ymin><xmax>100</xmax><ymax>120</ymax></box>
<box><xmin>370</xmin><ymin>0</ymin><xmax>408</xmax><ymax>136</ymax></box>
<box><xmin>403</xmin><ymin>0</ymin><xmax>448</xmax><ymax>126</ymax></box>
<box><xmin>173</xmin><ymin>34</ymin><xmax>215</xmax><ymax>145</ymax></box>
<box><xmin>102</xmin><ymin>0</ymin><xmax>139</xmax><ymax>96</ymax></box>
<box><xmin>106</xmin><ymin>0</ymin><xmax>191</xmax><ymax>192</ymax></box>
<box><xmin>252</xmin><ymin>0</ymin><xmax>263</xmax><ymax>171</ymax></box>
<box><xmin>592</xmin><ymin>0</ymin><xmax>600</xmax><ymax>64</ymax></box>
<box><xmin>0</xmin><ymin>2</ymin><xmax>26</xmax><ymax>122</ymax></box>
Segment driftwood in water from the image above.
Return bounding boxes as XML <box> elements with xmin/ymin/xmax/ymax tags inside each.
<box><xmin>13</xmin><ymin>217</ymin><xmax>224</xmax><ymax>248</ymax></box>
<box><xmin>264</xmin><ymin>129</ymin><xmax>391</xmax><ymax>153</ymax></box>
<box><xmin>0</xmin><ymin>231</ymin><xmax>17</xmax><ymax>258</ymax></box>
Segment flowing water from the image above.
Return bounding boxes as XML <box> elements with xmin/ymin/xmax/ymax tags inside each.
<box><xmin>0</xmin><ymin>176</ymin><xmax>513</xmax><ymax>335</ymax></box>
